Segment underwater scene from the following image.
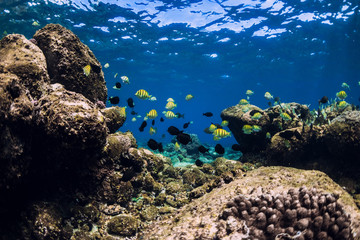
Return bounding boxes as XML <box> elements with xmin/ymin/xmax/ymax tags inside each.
<box><xmin>1</xmin><ymin>0</ymin><xmax>360</xmax><ymax>239</ymax></box>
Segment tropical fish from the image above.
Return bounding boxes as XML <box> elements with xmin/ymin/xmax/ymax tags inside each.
<box><xmin>203</xmin><ymin>112</ymin><xmax>213</xmax><ymax>117</ymax></box>
<box><xmin>242</xmin><ymin>106</ymin><xmax>250</xmax><ymax>112</ymax></box>
<box><xmin>132</xmin><ymin>117</ymin><xmax>137</xmax><ymax>122</ymax></box>
<box><xmin>114</xmin><ymin>73</ymin><xmax>118</xmax><ymax>78</ymax></box>
<box><xmin>266</xmin><ymin>132</ymin><xmax>271</xmax><ymax>139</ymax></box>
<box><xmin>152</xmin><ymin>120</ymin><xmax>155</xmax><ymax>126</ymax></box>
<box><xmin>264</xmin><ymin>92</ymin><xmax>273</xmax><ymax>100</ymax></box>
<box><xmin>160</xmin><ymin>117</ymin><xmax>165</xmax><ymax>122</ymax></box>
<box><xmin>135</xmin><ymin>89</ymin><xmax>151</xmax><ymax>100</ymax></box>
<box><xmin>195</xmin><ymin>159</ymin><xmax>203</xmax><ymax>167</ymax></box>
<box><xmin>176</xmin><ymin>132</ymin><xmax>192</xmax><ymax>145</ymax></box>
<box><xmin>143</xmin><ymin>116</ymin><xmax>148</xmax><ymax>121</ymax></box>
<box><xmin>108</xmin><ymin>96</ymin><xmax>120</xmax><ymax>104</ymax></box>
<box><xmin>242</xmin><ymin>125</ymin><xmax>253</xmax><ymax>134</ymax></box>
<box><xmin>252</xmin><ymin>125</ymin><xmax>262</xmax><ymax>132</ymax></box>
<box><xmin>213</xmin><ymin>128</ymin><xmax>231</xmax><ymax>139</ymax></box>
<box><xmin>246</xmin><ymin>90</ymin><xmax>254</xmax><ymax>96</ymax></box>
<box><xmin>127</xmin><ymin>98</ymin><xmax>135</xmax><ymax>108</ymax></box>
<box><xmin>337</xmin><ymin>101</ymin><xmax>348</xmax><ymax>110</ymax></box>
<box><xmin>208</xmin><ymin>124</ymin><xmax>217</xmax><ymax>133</ymax></box>
<box><xmin>147</xmin><ymin>139</ymin><xmax>160</xmax><ymax>151</ymax></box>
<box><xmin>149</xmin><ymin>96</ymin><xmax>157</xmax><ymax>101</ymax></box>
<box><xmin>131</xmin><ymin>110</ymin><xmax>137</xmax><ymax>115</ymax></box>
<box><xmin>139</xmin><ymin>121</ymin><xmax>147</xmax><ymax>132</ymax></box>
<box><xmin>220</xmin><ymin>120</ymin><xmax>229</xmax><ymax>127</ymax></box>
<box><xmin>104</xmin><ymin>63</ymin><xmax>110</xmax><ymax>68</ymax></box>
<box><xmin>163</xmin><ymin>111</ymin><xmax>177</xmax><ymax>119</ymax></box>
<box><xmin>167</xmin><ymin>126</ymin><xmax>181</xmax><ymax>135</ymax></box>
<box><xmin>167</xmin><ymin>98</ymin><xmax>175</xmax><ymax>102</ymax></box>
<box><xmin>251</xmin><ymin>112</ymin><xmax>262</xmax><ymax>120</ymax></box>
<box><xmin>83</xmin><ymin>65</ymin><xmax>91</xmax><ymax>76</ymax></box>
<box><xmin>121</xmin><ymin>76</ymin><xmax>130</xmax><ymax>84</ymax></box>
<box><xmin>318</xmin><ymin>96</ymin><xmax>328</xmax><ymax>105</ymax></box>
<box><xmin>175</xmin><ymin>112</ymin><xmax>185</xmax><ymax>118</ymax></box>
<box><xmin>32</xmin><ymin>21</ymin><xmax>40</xmax><ymax>26</ymax></box>
<box><xmin>198</xmin><ymin>145</ymin><xmax>209</xmax><ymax>153</ymax></box>
<box><xmin>113</xmin><ymin>82</ymin><xmax>121</xmax><ymax>90</ymax></box>
<box><xmin>215</xmin><ymin>144</ymin><xmax>225</xmax><ymax>154</ymax></box>
<box><xmin>341</xmin><ymin>82</ymin><xmax>350</xmax><ymax>90</ymax></box>
<box><xmin>146</xmin><ymin>109</ymin><xmax>158</xmax><ymax>119</ymax></box>
<box><xmin>239</xmin><ymin>99</ymin><xmax>249</xmax><ymax>105</ymax></box>
<box><xmin>280</xmin><ymin>112</ymin><xmax>292</xmax><ymax>121</ymax></box>
<box><xmin>336</xmin><ymin>91</ymin><xmax>347</xmax><ymax>100</ymax></box>
<box><xmin>185</xmin><ymin>94</ymin><xmax>194</xmax><ymax>101</ymax></box>
<box><xmin>183</xmin><ymin>121</ymin><xmax>193</xmax><ymax>129</ymax></box>
<box><xmin>174</xmin><ymin>142</ymin><xmax>180</xmax><ymax>151</ymax></box>
<box><xmin>165</xmin><ymin>101</ymin><xmax>177</xmax><ymax>110</ymax></box>
<box><xmin>149</xmin><ymin>126</ymin><xmax>157</xmax><ymax>135</ymax></box>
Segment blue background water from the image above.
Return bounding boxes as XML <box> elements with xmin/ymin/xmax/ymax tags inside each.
<box><xmin>1</xmin><ymin>0</ymin><xmax>359</xmax><ymax>147</ymax></box>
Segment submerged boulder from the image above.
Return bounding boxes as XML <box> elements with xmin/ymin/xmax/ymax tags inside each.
<box><xmin>33</xmin><ymin>24</ymin><xmax>107</xmax><ymax>103</ymax></box>
<box><xmin>0</xmin><ymin>34</ymin><xmax>49</xmax><ymax>98</ymax></box>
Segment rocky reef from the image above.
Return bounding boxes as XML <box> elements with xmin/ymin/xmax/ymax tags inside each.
<box><xmin>1</xmin><ymin>24</ymin><xmax>359</xmax><ymax>240</ymax></box>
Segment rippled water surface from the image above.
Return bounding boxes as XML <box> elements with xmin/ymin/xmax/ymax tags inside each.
<box><xmin>1</xmin><ymin>0</ymin><xmax>359</xmax><ymax>145</ymax></box>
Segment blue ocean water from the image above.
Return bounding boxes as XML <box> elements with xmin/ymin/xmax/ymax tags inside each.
<box><xmin>1</xmin><ymin>0</ymin><xmax>359</xmax><ymax>147</ymax></box>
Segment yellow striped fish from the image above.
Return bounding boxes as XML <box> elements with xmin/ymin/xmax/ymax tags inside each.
<box><xmin>209</xmin><ymin>124</ymin><xmax>217</xmax><ymax>133</ymax></box>
<box><xmin>213</xmin><ymin>128</ymin><xmax>231</xmax><ymax>139</ymax></box>
<box><xmin>185</xmin><ymin>94</ymin><xmax>193</xmax><ymax>101</ymax></box>
<box><xmin>149</xmin><ymin>127</ymin><xmax>157</xmax><ymax>135</ymax></box>
<box><xmin>165</xmin><ymin>101</ymin><xmax>177</xmax><ymax>110</ymax></box>
<box><xmin>146</xmin><ymin>109</ymin><xmax>158</xmax><ymax>119</ymax></box>
<box><xmin>83</xmin><ymin>65</ymin><xmax>91</xmax><ymax>76</ymax></box>
<box><xmin>163</xmin><ymin>111</ymin><xmax>177</xmax><ymax>119</ymax></box>
<box><xmin>135</xmin><ymin>89</ymin><xmax>151</xmax><ymax>100</ymax></box>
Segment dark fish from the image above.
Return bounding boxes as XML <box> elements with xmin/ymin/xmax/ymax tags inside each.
<box><xmin>195</xmin><ymin>159</ymin><xmax>203</xmax><ymax>167</ymax></box>
<box><xmin>127</xmin><ymin>97</ymin><xmax>135</xmax><ymax>108</ymax></box>
<box><xmin>203</xmin><ymin>112</ymin><xmax>213</xmax><ymax>117</ymax></box>
<box><xmin>158</xmin><ymin>143</ymin><xmax>164</xmax><ymax>153</ymax></box>
<box><xmin>214</xmin><ymin>123</ymin><xmax>222</xmax><ymax>129</ymax></box>
<box><xmin>318</xmin><ymin>96</ymin><xmax>328</xmax><ymax>105</ymax></box>
<box><xmin>183</xmin><ymin>122</ymin><xmax>191</xmax><ymax>129</ymax></box>
<box><xmin>109</xmin><ymin>96</ymin><xmax>120</xmax><ymax>104</ymax></box>
<box><xmin>198</xmin><ymin>145</ymin><xmax>209</xmax><ymax>153</ymax></box>
<box><xmin>231</xmin><ymin>144</ymin><xmax>242</xmax><ymax>151</ymax></box>
<box><xmin>114</xmin><ymin>82</ymin><xmax>121</xmax><ymax>89</ymax></box>
<box><xmin>152</xmin><ymin>120</ymin><xmax>155</xmax><ymax>126</ymax></box>
<box><xmin>168</xmin><ymin>126</ymin><xmax>181</xmax><ymax>136</ymax></box>
<box><xmin>176</xmin><ymin>133</ymin><xmax>192</xmax><ymax>145</ymax></box>
<box><xmin>203</xmin><ymin>127</ymin><xmax>212</xmax><ymax>134</ymax></box>
<box><xmin>274</xmin><ymin>96</ymin><xmax>280</xmax><ymax>103</ymax></box>
<box><xmin>215</xmin><ymin>144</ymin><xmax>225</xmax><ymax>154</ymax></box>
<box><xmin>131</xmin><ymin>110</ymin><xmax>137</xmax><ymax>115</ymax></box>
<box><xmin>139</xmin><ymin>121</ymin><xmax>147</xmax><ymax>132</ymax></box>
<box><xmin>160</xmin><ymin>117</ymin><xmax>165</xmax><ymax>122</ymax></box>
<box><xmin>176</xmin><ymin>113</ymin><xmax>185</xmax><ymax>118</ymax></box>
<box><xmin>147</xmin><ymin>139</ymin><xmax>159</xmax><ymax>150</ymax></box>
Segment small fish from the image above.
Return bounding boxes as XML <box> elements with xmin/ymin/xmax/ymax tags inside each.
<box><xmin>208</xmin><ymin>124</ymin><xmax>217</xmax><ymax>133</ymax></box>
<box><xmin>239</xmin><ymin>99</ymin><xmax>249</xmax><ymax>105</ymax></box>
<box><xmin>131</xmin><ymin>110</ymin><xmax>137</xmax><ymax>115</ymax></box>
<box><xmin>161</xmin><ymin>134</ymin><xmax>166</xmax><ymax>138</ymax></box>
<box><xmin>337</xmin><ymin>101</ymin><xmax>348</xmax><ymax>110</ymax></box>
<box><xmin>266</xmin><ymin>132</ymin><xmax>271</xmax><ymax>139</ymax></box>
<box><xmin>215</xmin><ymin>144</ymin><xmax>225</xmax><ymax>154</ymax></box>
<box><xmin>174</xmin><ymin>142</ymin><xmax>180</xmax><ymax>151</ymax></box>
<box><xmin>158</xmin><ymin>142</ymin><xmax>164</xmax><ymax>152</ymax></box>
<box><xmin>175</xmin><ymin>112</ymin><xmax>185</xmax><ymax>118</ymax></box>
<box><xmin>114</xmin><ymin>73</ymin><xmax>118</xmax><ymax>78</ymax></box>
<box><xmin>231</xmin><ymin>144</ymin><xmax>241</xmax><ymax>151</ymax></box>
<box><xmin>336</xmin><ymin>90</ymin><xmax>347</xmax><ymax>100</ymax></box>
<box><xmin>242</xmin><ymin>125</ymin><xmax>253</xmax><ymax>134</ymax></box>
<box><xmin>318</xmin><ymin>96</ymin><xmax>328</xmax><ymax>105</ymax></box>
<box><xmin>131</xmin><ymin>117</ymin><xmax>137</xmax><ymax>122</ymax></box>
<box><xmin>127</xmin><ymin>98</ymin><xmax>135</xmax><ymax>108</ymax></box>
<box><xmin>144</xmin><ymin>116</ymin><xmax>148</xmax><ymax>121</ymax></box>
<box><xmin>280</xmin><ymin>112</ymin><xmax>292</xmax><ymax>121</ymax></box>
<box><xmin>113</xmin><ymin>82</ymin><xmax>121</xmax><ymax>90</ymax></box>
<box><xmin>198</xmin><ymin>145</ymin><xmax>209</xmax><ymax>153</ymax></box>
<box><xmin>149</xmin><ymin>126</ymin><xmax>157</xmax><ymax>135</ymax></box>
<box><xmin>163</xmin><ymin>111</ymin><xmax>177</xmax><ymax>119</ymax></box>
<box><xmin>147</xmin><ymin>139</ymin><xmax>159</xmax><ymax>151</ymax></box>
<box><xmin>176</xmin><ymin>132</ymin><xmax>192</xmax><ymax>145</ymax></box>
<box><xmin>167</xmin><ymin>126</ymin><xmax>181</xmax><ymax>135</ymax></box>
<box><xmin>246</xmin><ymin>90</ymin><xmax>254</xmax><ymax>99</ymax></box>
<box><xmin>135</xmin><ymin>89</ymin><xmax>151</xmax><ymax>100</ymax></box>
<box><xmin>146</xmin><ymin>109</ymin><xmax>158</xmax><ymax>119</ymax></box>
<box><xmin>341</xmin><ymin>82</ymin><xmax>350</xmax><ymax>90</ymax></box>
<box><xmin>252</xmin><ymin>125</ymin><xmax>262</xmax><ymax>132</ymax></box>
<box><xmin>149</xmin><ymin>96</ymin><xmax>157</xmax><ymax>101</ymax></box>
<box><xmin>213</xmin><ymin>128</ymin><xmax>231</xmax><ymax>139</ymax></box>
<box><xmin>139</xmin><ymin>121</ymin><xmax>147</xmax><ymax>132</ymax></box>
<box><xmin>121</xmin><ymin>76</ymin><xmax>130</xmax><ymax>84</ymax></box>
<box><xmin>108</xmin><ymin>96</ymin><xmax>120</xmax><ymax>104</ymax></box>
<box><xmin>104</xmin><ymin>63</ymin><xmax>110</xmax><ymax>68</ymax></box>
<box><xmin>185</xmin><ymin>94</ymin><xmax>194</xmax><ymax>101</ymax></box>
<box><xmin>183</xmin><ymin>121</ymin><xmax>193</xmax><ymax>129</ymax></box>
<box><xmin>264</xmin><ymin>92</ymin><xmax>273</xmax><ymax>100</ymax></box>
<box><xmin>195</xmin><ymin>159</ymin><xmax>203</xmax><ymax>167</ymax></box>
<box><xmin>160</xmin><ymin>117</ymin><xmax>165</xmax><ymax>122</ymax></box>
<box><xmin>251</xmin><ymin>112</ymin><xmax>262</xmax><ymax>120</ymax></box>
<box><xmin>152</xmin><ymin>120</ymin><xmax>155</xmax><ymax>126</ymax></box>
<box><xmin>167</xmin><ymin>98</ymin><xmax>175</xmax><ymax>102</ymax></box>
<box><xmin>203</xmin><ymin>112</ymin><xmax>213</xmax><ymax>117</ymax></box>
<box><xmin>165</xmin><ymin>101</ymin><xmax>177</xmax><ymax>110</ymax></box>
<box><xmin>32</xmin><ymin>21</ymin><xmax>40</xmax><ymax>26</ymax></box>
<box><xmin>220</xmin><ymin>120</ymin><xmax>229</xmax><ymax>127</ymax></box>
<box><xmin>83</xmin><ymin>65</ymin><xmax>91</xmax><ymax>76</ymax></box>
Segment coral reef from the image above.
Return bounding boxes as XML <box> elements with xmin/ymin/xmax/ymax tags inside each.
<box><xmin>33</xmin><ymin>24</ymin><xmax>107</xmax><ymax>103</ymax></box>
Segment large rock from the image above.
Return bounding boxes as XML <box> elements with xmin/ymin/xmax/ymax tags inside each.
<box><xmin>140</xmin><ymin>167</ymin><xmax>360</xmax><ymax>239</ymax></box>
<box><xmin>33</xmin><ymin>24</ymin><xmax>107</xmax><ymax>103</ymax></box>
<box><xmin>0</xmin><ymin>34</ymin><xmax>50</xmax><ymax>98</ymax></box>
